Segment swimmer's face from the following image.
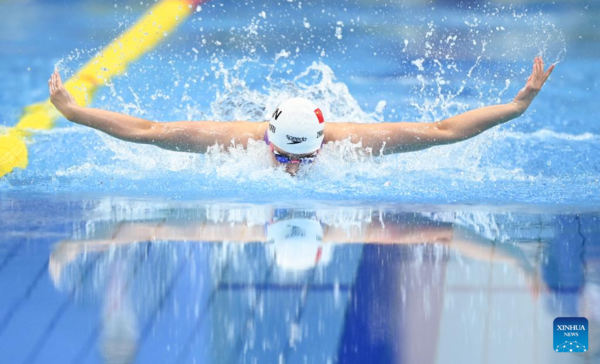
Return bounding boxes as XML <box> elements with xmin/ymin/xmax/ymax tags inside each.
<box><xmin>269</xmin><ymin>144</ymin><xmax>320</xmax><ymax>176</ymax></box>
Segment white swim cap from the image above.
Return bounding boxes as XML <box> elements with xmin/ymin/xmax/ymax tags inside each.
<box><xmin>266</xmin><ymin>218</ymin><xmax>332</xmax><ymax>271</ymax></box>
<box><xmin>267</xmin><ymin>97</ymin><xmax>325</xmax><ymax>154</ymax></box>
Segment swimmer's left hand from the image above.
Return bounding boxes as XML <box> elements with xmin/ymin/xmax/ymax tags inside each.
<box><xmin>513</xmin><ymin>57</ymin><xmax>555</xmax><ymax>112</ymax></box>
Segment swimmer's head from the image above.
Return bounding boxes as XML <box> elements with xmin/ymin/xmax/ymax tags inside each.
<box><xmin>267</xmin><ymin>97</ymin><xmax>325</xmax><ymax>155</ymax></box>
<box><xmin>266</xmin><ymin>217</ymin><xmax>332</xmax><ymax>271</ymax></box>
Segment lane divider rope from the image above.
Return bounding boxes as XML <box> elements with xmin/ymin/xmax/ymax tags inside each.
<box><xmin>0</xmin><ymin>0</ymin><xmax>205</xmax><ymax>178</ymax></box>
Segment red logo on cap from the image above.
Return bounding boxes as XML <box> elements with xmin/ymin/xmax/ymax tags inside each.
<box><xmin>314</xmin><ymin>108</ymin><xmax>324</xmax><ymax>124</ymax></box>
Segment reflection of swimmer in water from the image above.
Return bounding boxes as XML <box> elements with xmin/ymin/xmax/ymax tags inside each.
<box><xmin>48</xmin><ymin>58</ymin><xmax>554</xmax><ymax>175</ymax></box>
<box><xmin>48</xmin><ymin>209</ymin><xmax>554</xmax><ymax>363</ymax></box>
<box><xmin>50</xmin><ymin>209</ymin><xmax>540</xmax><ymax>289</ymax></box>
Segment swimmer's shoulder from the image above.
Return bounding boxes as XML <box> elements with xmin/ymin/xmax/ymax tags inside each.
<box><xmin>253</xmin><ymin>121</ymin><xmax>269</xmax><ymax>139</ymax></box>
<box><xmin>323</xmin><ymin>122</ymin><xmax>362</xmax><ymax>143</ymax></box>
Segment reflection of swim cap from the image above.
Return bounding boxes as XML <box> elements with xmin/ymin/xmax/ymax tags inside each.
<box><xmin>266</xmin><ymin>218</ymin><xmax>331</xmax><ymax>271</ymax></box>
<box><xmin>268</xmin><ymin>97</ymin><xmax>325</xmax><ymax>154</ymax></box>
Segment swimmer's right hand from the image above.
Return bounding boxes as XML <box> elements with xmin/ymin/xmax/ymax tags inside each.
<box><xmin>49</xmin><ymin>70</ymin><xmax>79</xmax><ymax>120</ymax></box>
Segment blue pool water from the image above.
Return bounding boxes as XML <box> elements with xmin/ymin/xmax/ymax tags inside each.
<box><xmin>1</xmin><ymin>0</ymin><xmax>600</xmax><ymax>363</ymax></box>
<box><xmin>1</xmin><ymin>196</ymin><xmax>600</xmax><ymax>363</ymax></box>
<box><xmin>1</xmin><ymin>0</ymin><xmax>599</xmax><ymax>204</ymax></box>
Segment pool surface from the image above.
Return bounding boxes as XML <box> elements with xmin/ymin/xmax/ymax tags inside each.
<box><xmin>1</xmin><ymin>196</ymin><xmax>599</xmax><ymax>363</ymax></box>
<box><xmin>1</xmin><ymin>0</ymin><xmax>599</xmax><ymax>363</ymax></box>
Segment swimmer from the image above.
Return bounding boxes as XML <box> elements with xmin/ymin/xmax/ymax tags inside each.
<box><xmin>49</xmin><ymin>57</ymin><xmax>554</xmax><ymax>175</ymax></box>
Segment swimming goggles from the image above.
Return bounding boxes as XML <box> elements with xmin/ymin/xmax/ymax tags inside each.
<box><xmin>270</xmin><ymin>144</ymin><xmax>319</xmax><ymax>164</ymax></box>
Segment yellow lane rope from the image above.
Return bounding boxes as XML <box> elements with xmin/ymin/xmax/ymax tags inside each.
<box><xmin>0</xmin><ymin>0</ymin><xmax>204</xmax><ymax>178</ymax></box>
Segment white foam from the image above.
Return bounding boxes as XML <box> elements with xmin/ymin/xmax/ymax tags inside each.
<box><xmin>502</xmin><ymin>129</ymin><xmax>598</xmax><ymax>141</ymax></box>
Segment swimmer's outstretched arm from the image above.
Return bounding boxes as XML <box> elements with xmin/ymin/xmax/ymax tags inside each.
<box><xmin>327</xmin><ymin>57</ymin><xmax>554</xmax><ymax>154</ymax></box>
<box><xmin>49</xmin><ymin>71</ymin><xmax>265</xmax><ymax>153</ymax></box>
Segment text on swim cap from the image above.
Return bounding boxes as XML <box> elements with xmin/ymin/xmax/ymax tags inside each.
<box><xmin>269</xmin><ymin>124</ymin><xmax>276</xmax><ymax>133</ymax></box>
<box><xmin>317</xmin><ymin>130</ymin><xmax>323</xmax><ymax>138</ymax></box>
<box><xmin>286</xmin><ymin>135</ymin><xmax>307</xmax><ymax>144</ymax></box>
<box><xmin>285</xmin><ymin>226</ymin><xmax>306</xmax><ymax>238</ymax></box>
<box><xmin>272</xmin><ymin>108</ymin><xmax>282</xmax><ymax>120</ymax></box>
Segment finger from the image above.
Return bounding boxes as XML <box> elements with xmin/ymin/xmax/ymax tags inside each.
<box><xmin>50</xmin><ymin>73</ymin><xmax>57</xmax><ymax>92</ymax></box>
<box><xmin>53</xmin><ymin>75</ymin><xmax>60</xmax><ymax>93</ymax></box>
<box><xmin>53</xmin><ymin>72</ymin><xmax>60</xmax><ymax>89</ymax></box>
<box><xmin>544</xmin><ymin>64</ymin><xmax>555</xmax><ymax>79</ymax></box>
<box><xmin>50</xmin><ymin>74</ymin><xmax>56</xmax><ymax>93</ymax></box>
<box><xmin>56</xmin><ymin>71</ymin><xmax>63</xmax><ymax>85</ymax></box>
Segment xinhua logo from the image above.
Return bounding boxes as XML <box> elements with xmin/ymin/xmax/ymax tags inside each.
<box><xmin>554</xmin><ymin>317</ymin><xmax>588</xmax><ymax>353</ymax></box>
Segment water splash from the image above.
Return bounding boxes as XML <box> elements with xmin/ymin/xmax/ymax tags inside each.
<box><xmin>4</xmin><ymin>1</ymin><xmax>596</xmax><ymax>205</ymax></box>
